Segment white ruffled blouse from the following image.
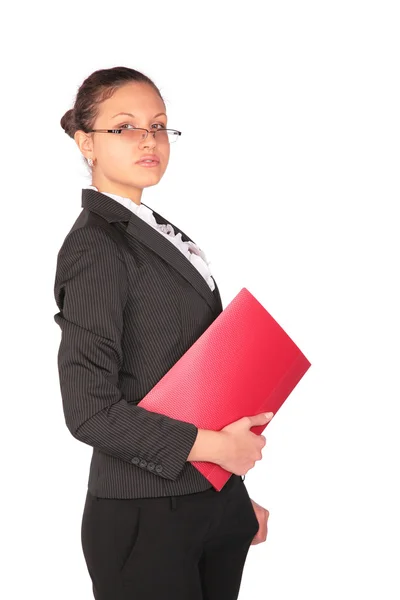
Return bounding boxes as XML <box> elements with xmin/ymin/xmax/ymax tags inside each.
<box><xmin>86</xmin><ymin>186</ymin><xmax>215</xmax><ymax>291</ymax></box>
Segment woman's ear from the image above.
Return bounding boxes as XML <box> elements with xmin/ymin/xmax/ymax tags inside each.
<box><xmin>74</xmin><ymin>130</ymin><xmax>94</xmax><ymax>161</ymax></box>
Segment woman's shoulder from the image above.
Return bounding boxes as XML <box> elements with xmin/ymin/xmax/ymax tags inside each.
<box><xmin>54</xmin><ymin>214</ymin><xmax>128</xmax><ymax>306</ymax></box>
<box><xmin>57</xmin><ymin>210</ymin><xmax>124</xmax><ymax>257</ymax></box>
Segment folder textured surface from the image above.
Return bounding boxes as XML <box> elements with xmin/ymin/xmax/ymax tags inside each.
<box><xmin>139</xmin><ymin>287</ymin><xmax>311</xmax><ymax>490</ymax></box>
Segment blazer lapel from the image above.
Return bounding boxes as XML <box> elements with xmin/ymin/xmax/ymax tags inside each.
<box><xmin>81</xmin><ymin>188</ymin><xmax>222</xmax><ymax>315</ymax></box>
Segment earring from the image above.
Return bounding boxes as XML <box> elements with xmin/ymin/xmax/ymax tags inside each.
<box><xmin>88</xmin><ymin>157</ymin><xmax>94</xmax><ymax>167</ymax></box>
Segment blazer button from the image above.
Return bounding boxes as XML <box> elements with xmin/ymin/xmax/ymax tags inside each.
<box><xmin>131</xmin><ymin>457</ymin><xmax>140</xmax><ymax>465</ymax></box>
<box><xmin>139</xmin><ymin>459</ymin><xmax>147</xmax><ymax>468</ymax></box>
<box><xmin>155</xmin><ymin>465</ymin><xmax>163</xmax><ymax>473</ymax></box>
<box><xmin>147</xmin><ymin>462</ymin><xmax>155</xmax><ymax>471</ymax></box>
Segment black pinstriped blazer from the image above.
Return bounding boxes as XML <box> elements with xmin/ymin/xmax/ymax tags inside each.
<box><xmin>53</xmin><ymin>188</ymin><xmax>224</xmax><ymax>499</ymax></box>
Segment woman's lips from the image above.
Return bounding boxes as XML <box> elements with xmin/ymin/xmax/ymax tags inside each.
<box><xmin>136</xmin><ymin>160</ymin><xmax>160</xmax><ymax>168</ymax></box>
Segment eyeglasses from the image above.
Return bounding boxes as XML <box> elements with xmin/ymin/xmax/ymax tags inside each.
<box><xmin>87</xmin><ymin>126</ymin><xmax>181</xmax><ymax>144</ymax></box>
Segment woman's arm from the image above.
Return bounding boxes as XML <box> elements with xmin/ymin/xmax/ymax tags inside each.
<box><xmin>53</xmin><ymin>225</ymin><xmax>200</xmax><ymax>482</ymax></box>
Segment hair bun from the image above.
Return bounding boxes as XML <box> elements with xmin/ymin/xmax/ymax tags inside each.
<box><xmin>60</xmin><ymin>108</ymin><xmax>76</xmax><ymax>138</ymax></box>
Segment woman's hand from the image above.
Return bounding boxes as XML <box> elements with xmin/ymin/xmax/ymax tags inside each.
<box><xmin>216</xmin><ymin>412</ymin><xmax>273</xmax><ymax>476</ymax></box>
<box><xmin>249</xmin><ymin>498</ymin><xmax>270</xmax><ymax>545</ymax></box>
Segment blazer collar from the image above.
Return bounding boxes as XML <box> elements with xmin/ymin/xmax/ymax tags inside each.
<box><xmin>81</xmin><ymin>187</ymin><xmax>222</xmax><ymax>315</ymax></box>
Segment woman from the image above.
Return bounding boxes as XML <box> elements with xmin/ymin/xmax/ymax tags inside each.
<box><xmin>54</xmin><ymin>65</ymin><xmax>272</xmax><ymax>600</ymax></box>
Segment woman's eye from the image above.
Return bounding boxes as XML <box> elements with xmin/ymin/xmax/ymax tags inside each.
<box><xmin>119</xmin><ymin>123</ymin><xmax>166</xmax><ymax>130</ymax></box>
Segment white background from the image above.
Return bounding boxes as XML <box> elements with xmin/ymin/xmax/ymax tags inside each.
<box><xmin>1</xmin><ymin>1</ymin><xmax>399</xmax><ymax>599</ymax></box>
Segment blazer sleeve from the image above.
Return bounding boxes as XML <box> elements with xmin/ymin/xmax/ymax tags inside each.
<box><xmin>53</xmin><ymin>225</ymin><xmax>198</xmax><ymax>482</ymax></box>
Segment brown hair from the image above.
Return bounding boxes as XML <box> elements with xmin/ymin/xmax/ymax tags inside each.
<box><xmin>60</xmin><ymin>65</ymin><xmax>165</xmax><ymax>169</ymax></box>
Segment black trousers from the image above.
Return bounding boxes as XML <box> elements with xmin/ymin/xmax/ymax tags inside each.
<box><xmin>81</xmin><ymin>474</ymin><xmax>260</xmax><ymax>600</ymax></box>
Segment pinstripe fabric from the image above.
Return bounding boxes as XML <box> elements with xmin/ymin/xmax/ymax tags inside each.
<box><xmin>53</xmin><ymin>188</ymin><xmax>224</xmax><ymax>499</ymax></box>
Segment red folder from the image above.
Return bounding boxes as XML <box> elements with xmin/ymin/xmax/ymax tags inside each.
<box><xmin>138</xmin><ymin>287</ymin><xmax>311</xmax><ymax>490</ymax></box>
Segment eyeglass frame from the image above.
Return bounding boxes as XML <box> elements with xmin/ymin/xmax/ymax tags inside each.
<box><xmin>86</xmin><ymin>127</ymin><xmax>182</xmax><ymax>143</ymax></box>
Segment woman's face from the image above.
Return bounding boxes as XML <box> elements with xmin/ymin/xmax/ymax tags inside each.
<box><xmin>77</xmin><ymin>82</ymin><xmax>171</xmax><ymax>203</ymax></box>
